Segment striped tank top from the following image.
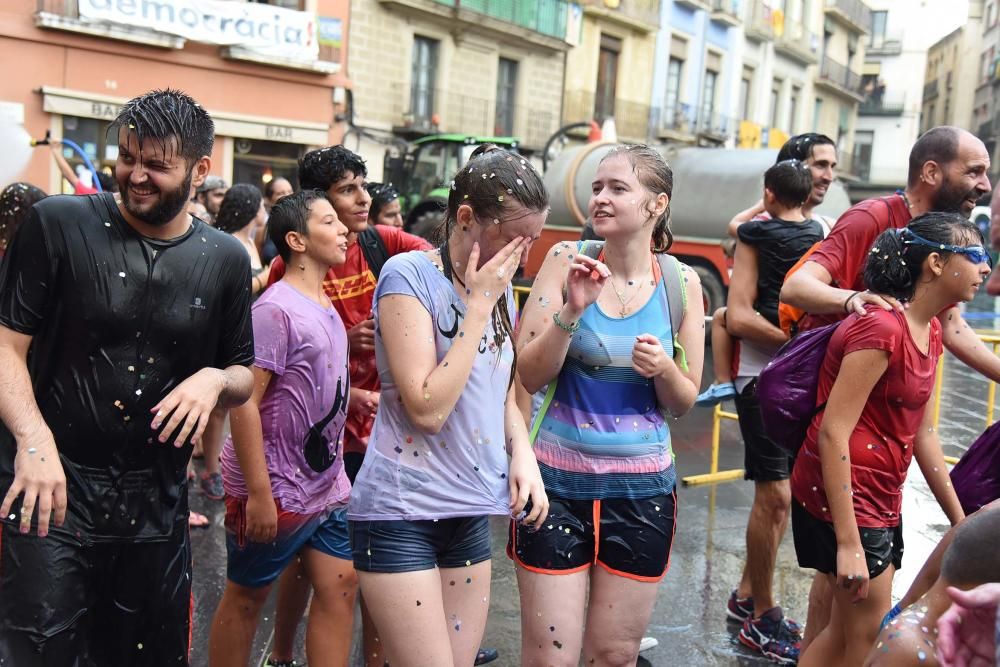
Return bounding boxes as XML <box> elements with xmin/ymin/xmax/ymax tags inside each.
<box><xmin>533</xmin><ymin>278</ymin><xmax>676</xmax><ymax>500</ymax></box>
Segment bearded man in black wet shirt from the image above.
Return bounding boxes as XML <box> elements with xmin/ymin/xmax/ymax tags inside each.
<box><xmin>0</xmin><ymin>89</ymin><xmax>254</xmax><ymax>666</ymax></box>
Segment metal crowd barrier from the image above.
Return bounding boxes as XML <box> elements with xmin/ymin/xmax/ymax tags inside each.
<box><xmin>683</xmin><ymin>331</ymin><xmax>1000</xmax><ymax>487</ymax></box>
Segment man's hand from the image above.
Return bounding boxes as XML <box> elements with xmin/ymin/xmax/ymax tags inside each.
<box><xmin>347</xmin><ymin>317</ymin><xmax>375</xmax><ymax>354</ymax></box>
<box><xmin>0</xmin><ymin>428</ymin><xmax>66</xmax><ymax>537</ymax></box>
<box><xmin>151</xmin><ymin>368</ymin><xmax>226</xmax><ymax>447</ymax></box>
<box><xmin>937</xmin><ymin>584</ymin><xmax>1000</xmax><ymax>667</ymax></box>
<box><xmin>349</xmin><ymin>387</ymin><xmax>379</xmax><ymax>420</ymax></box>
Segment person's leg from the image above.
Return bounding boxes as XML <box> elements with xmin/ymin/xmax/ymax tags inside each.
<box><xmin>438</xmin><ymin>560</ymin><xmax>492</xmax><ymax>667</ymax></box>
<box><xmin>797</xmin><ymin>573</ymin><xmax>844</xmax><ymax>667</ymax></box>
<box><xmin>515</xmin><ymin>567</ymin><xmax>589</xmax><ymax>667</ymax></box>
<box><xmin>200</xmin><ymin>407</ymin><xmax>227</xmax><ymax>499</ymax></box>
<box><xmin>745</xmin><ymin>478</ymin><xmax>792</xmax><ymax>615</ymax></box>
<box><xmin>712</xmin><ymin>307</ymin><xmax>735</xmax><ymax>384</ymax></box>
<box><xmin>580</xmin><ymin>568</ymin><xmax>660</xmax><ymax>666</ymax></box>
<box><xmin>268</xmin><ymin>556</ymin><xmax>312</xmax><ymax>665</ymax></box>
<box><xmin>209</xmin><ymin>579</ymin><xmax>272</xmax><ymax>666</ymax></box>
<box><xmin>800</xmin><ymin>572</ymin><xmax>833</xmax><ymax>652</ymax></box>
<box><xmin>301</xmin><ymin>548</ymin><xmax>358</xmax><ymax>667</ymax></box>
<box><xmin>360</xmin><ymin>596</ymin><xmax>388</xmax><ymax>667</ymax></box>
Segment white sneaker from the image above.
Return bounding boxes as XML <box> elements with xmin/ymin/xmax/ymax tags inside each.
<box><xmin>639</xmin><ymin>636</ymin><xmax>659</xmax><ymax>652</ymax></box>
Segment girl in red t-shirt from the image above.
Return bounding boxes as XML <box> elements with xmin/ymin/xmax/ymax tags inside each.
<box><xmin>792</xmin><ymin>212</ymin><xmax>990</xmax><ymax>667</ymax></box>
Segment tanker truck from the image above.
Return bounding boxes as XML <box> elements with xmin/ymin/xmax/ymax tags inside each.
<box><xmin>530</xmin><ymin>142</ymin><xmax>853</xmax><ymax>314</ymax></box>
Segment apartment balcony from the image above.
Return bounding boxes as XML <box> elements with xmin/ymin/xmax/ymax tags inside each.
<box><xmin>774</xmin><ymin>23</ymin><xmax>818</xmax><ymax>66</ymax></box>
<box><xmin>695</xmin><ymin>110</ymin><xmax>737</xmax><ymax>144</ymax></box>
<box><xmin>859</xmin><ymin>92</ymin><xmax>905</xmax><ymax>116</ymax></box>
<box><xmin>744</xmin><ymin>2</ymin><xmax>774</xmax><ymax>42</ymax></box>
<box><xmin>675</xmin><ymin>0</ymin><xmax>711</xmax><ymax>11</ymax></box>
<box><xmin>653</xmin><ymin>103</ymin><xmax>697</xmax><ymax>142</ymax></box>
<box><xmin>824</xmin><ymin>0</ymin><xmax>872</xmax><ymax>35</ymax></box>
<box><xmin>578</xmin><ymin>0</ymin><xmax>660</xmax><ymax>31</ymax></box>
<box><xmin>923</xmin><ymin>79</ymin><xmax>940</xmax><ymax>101</ymax></box>
<box><xmin>397</xmin><ymin>85</ymin><xmax>558</xmax><ymax>148</ymax></box>
<box><xmin>383</xmin><ymin>0</ymin><xmax>573</xmax><ymax>50</ymax></box>
<box><xmin>565</xmin><ymin>90</ymin><xmax>651</xmax><ymax>141</ymax></box>
<box><xmin>866</xmin><ymin>32</ymin><xmax>903</xmax><ymax>57</ymax></box>
<box><xmin>710</xmin><ymin>0</ymin><xmax>742</xmax><ymax>26</ymax></box>
<box><xmin>816</xmin><ymin>56</ymin><xmax>864</xmax><ymax>102</ymax></box>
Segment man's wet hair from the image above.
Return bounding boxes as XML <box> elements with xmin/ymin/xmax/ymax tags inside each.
<box><xmin>764</xmin><ymin>159</ymin><xmax>813</xmax><ymax>209</ymax></box>
<box><xmin>777</xmin><ymin>133</ymin><xmax>836</xmax><ymax>163</ymax></box>
<box><xmin>908</xmin><ymin>126</ymin><xmax>961</xmax><ymax>187</ymax></box>
<box><xmin>109</xmin><ymin>89</ymin><xmax>214</xmax><ymax>166</ymax></box>
<box><xmin>215</xmin><ymin>184</ymin><xmax>262</xmax><ymax>234</ymax></box>
<box><xmin>941</xmin><ymin>504</ymin><xmax>1000</xmax><ymax>588</ymax></box>
<box><xmin>298</xmin><ymin>146</ymin><xmax>367</xmax><ymax>192</ymax></box>
<box><xmin>268</xmin><ymin>189</ymin><xmax>329</xmax><ymax>263</ymax></box>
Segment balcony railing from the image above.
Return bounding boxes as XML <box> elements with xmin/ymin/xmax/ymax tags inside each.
<box><xmin>430</xmin><ymin>0</ymin><xmax>571</xmax><ymax>39</ymax></box>
<box><xmin>867</xmin><ymin>32</ymin><xmax>903</xmax><ymax>56</ymax></box>
<box><xmin>775</xmin><ymin>22</ymin><xmax>818</xmax><ymax>65</ymax></box>
<box><xmin>398</xmin><ymin>84</ymin><xmax>558</xmax><ymax>147</ymax></box>
<box><xmin>710</xmin><ymin>0</ymin><xmax>742</xmax><ymax>25</ymax></box>
<box><xmin>923</xmin><ymin>79</ymin><xmax>939</xmax><ymax>101</ymax></box>
<box><xmin>825</xmin><ymin>0</ymin><xmax>872</xmax><ymax>33</ymax></box>
<box><xmin>818</xmin><ymin>56</ymin><xmax>863</xmax><ymax>99</ymax></box>
<box><xmin>696</xmin><ymin>110</ymin><xmax>737</xmax><ymax>141</ymax></box>
<box><xmin>859</xmin><ymin>93</ymin><xmax>905</xmax><ymax>116</ymax></box>
<box><xmin>565</xmin><ymin>90</ymin><xmax>651</xmax><ymax>141</ymax></box>
<box><xmin>744</xmin><ymin>1</ymin><xmax>774</xmax><ymax>41</ymax></box>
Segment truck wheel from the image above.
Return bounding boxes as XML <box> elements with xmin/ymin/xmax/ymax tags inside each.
<box><xmin>692</xmin><ymin>264</ymin><xmax>726</xmax><ymax>317</ymax></box>
<box><xmin>408</xmin><ymin>208</ymin><xmax>446</xmax><ymax>244</ymax></box>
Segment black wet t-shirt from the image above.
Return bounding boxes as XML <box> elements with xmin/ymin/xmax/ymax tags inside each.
<box><xmin>0</xmin><ymin>193</ymin><xmax>254</xmax><ymax>542</ymax></box>
<box><xmin>737</xmin><ymin>217</ymin><xmax>823</xmax><ymax>327</ymax></box>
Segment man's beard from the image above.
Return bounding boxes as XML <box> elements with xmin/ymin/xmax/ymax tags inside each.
<box><xmin>932</xmin><ymin>175</ymin><xmax>978</xmax><ymax>214</ymax></box>
<box><xmin>121</xmin><ymin>170</ymin><xmax>194</xmax><ymax>228</ymax></box>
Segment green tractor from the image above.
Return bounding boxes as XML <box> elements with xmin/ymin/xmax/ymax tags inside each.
<box><xmin>383</xmin><ymin>134</ymin><xmax>520</xmax><ymax>241</ymax></box>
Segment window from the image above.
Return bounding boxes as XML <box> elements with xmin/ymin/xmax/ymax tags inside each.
<box><xmin>869</xmin><ymin>10</ymin><xmax>887</xmax><ymax>47</ymax></box>
<box><xmin>927</xmin><ymin>103</ymin><xmax>935</xmax><ymax>131</ymax></box>
<box><xmin>410</xmin><ymin>36</ymin><xmax>439</xmax><ymax>126</ymax></box>
<box><xmin>739</xmin><ymin>75</ymin><xmax>752</xmax><ymax>120</ymax></box>
<box><xmin>701</xmin><ymin>69</ymin><xmax>719</xmax><ymax>127</ymax></box>
<box><xmin>789</xmin><ymin>86</ymin><xmax>801</xmax><ymax>133</ymax></box>
<box><xmin>665</xmin><ymin>57</ymin><xmax>684</xmax><ymax>128</ymax></box>
<box><xmin>233</xmin><ymin>139</ymin><xmax>303</xmax><ymax>192</ymax></box>
<box><xmin>595</xmin><ymin>34</ymin><xmax>621</xmax><ymax>122</ymax></box>
<box><xmin>770</xmin><ymin>81</ymin><xmax>781</xmax><ymax>129</ymax></box>
<box><xmin>59</xmin><ymin>116</ymin><xmax>117</xmax><ymax>193</ymax></box>
<box><xmin>987</xmin><ymin>3</ymin><xmax>995</xmax><ymax>27</ymax></box>
<box><xmin>813</xmin><ymin>97</ymin><xmax>823</xmax><ymax>131</ymax></box>
<box><xmin>495</xmin><ymin>58</ymin><xmax>518</xmax><ymax>136</ymax></box>
<box><xmin>853</xmin><ymin>130</ymin><xmax>874</xmax><ymax>181</ymax></box>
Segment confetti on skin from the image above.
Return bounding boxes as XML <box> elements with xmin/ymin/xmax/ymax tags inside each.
<box><xmin>917</xmin><ymin>650</ymin><xmax>926</xmax><ymax>662</ymax></box>
<box><xmin>553</xmin><ymin>641</ymin><xmax>563</xmax><ymax>649</ymax></box>
<box><xmin>416</xmin><ymin>601</ymin><xmax>421</xmax><ymax>606</ymax></box>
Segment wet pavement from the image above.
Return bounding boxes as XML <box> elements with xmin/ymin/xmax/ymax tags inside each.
<box><xmin>187</xmin><ymin>293</ymin><xmax>1000</xmax><ymax>666</ymax></box>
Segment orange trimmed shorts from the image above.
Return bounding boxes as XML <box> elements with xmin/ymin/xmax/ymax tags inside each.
<box><xmin>507</xmin><ymin>490</ymin><xmax>677</xmax><ymax>582</ymax></box>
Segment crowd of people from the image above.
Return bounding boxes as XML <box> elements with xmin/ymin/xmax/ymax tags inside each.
<box><xmin>0</xmin><ymin>87</ymin><xmax>998</xmax><ymax>667</ymax></box>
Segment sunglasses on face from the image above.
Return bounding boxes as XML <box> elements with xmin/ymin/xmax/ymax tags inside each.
<box><xmin>902</xmin><ymin>230</ymin><xmax>994</xmax><ymax>269</ymax></box>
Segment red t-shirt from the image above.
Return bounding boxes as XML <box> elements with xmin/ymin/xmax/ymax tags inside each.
<box><xmin>268</xmin><ymin>225</ymin><xmax>431</xmax><ymax>454</ymax></box>
<box><xmin>800</xmin><ymin>194</ymin><xmax>911</xmax><ymax>330</ymax></box>
<box><xmin>791</xmin><ymin>308</ymin><xmax>942</xmax><ymax>528</ymax></box>
<box><xmin>74</xmin><ymin>181</ymin><xmax>98</xmax><ymax>195</ymax></box>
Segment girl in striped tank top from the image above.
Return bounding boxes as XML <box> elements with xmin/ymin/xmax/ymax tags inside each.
<box><xmin>511</xmin><ymin>145</ymin><xmax>706</xmax><ymax>665</ymax></box>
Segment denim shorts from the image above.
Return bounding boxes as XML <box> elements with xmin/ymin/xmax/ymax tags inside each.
<box><xmin>224</xmin><ymin>498</ymin><xmax>352</xmax><ymax>588</ymax></box>
<box><xmin>349</xmin><ymin>516</ymin><xmax>492</xmax><ymax>573</ymax></box>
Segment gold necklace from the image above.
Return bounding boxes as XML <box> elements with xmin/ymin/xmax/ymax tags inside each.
<box><xmin>604</xmin><ymin>251</ymin><xmax>653</xmax><ymax>317</ymax></box>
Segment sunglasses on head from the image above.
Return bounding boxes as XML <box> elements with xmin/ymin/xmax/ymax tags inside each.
<box><xmin>901</xmin><ymin>229</ymin><xmax>993</xmax><ymax>269</ymax></box>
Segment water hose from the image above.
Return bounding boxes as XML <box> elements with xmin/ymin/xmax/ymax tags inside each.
<box><xmin>31</xmin><ymin>131</ymin><xmax>104</xmax><ymax>193</ymax></box>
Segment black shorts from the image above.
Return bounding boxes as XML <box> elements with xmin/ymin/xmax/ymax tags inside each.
<box><xmin>344</xmin><ymin>451</ymin><xmax>364</xmax><ymax>485</ymax></box>
<box><xmin>508</xmin><ymin>491</ymin><xmax>677</xmax><ymax>582</ymax></box>
<box><xmin>735</xmin><ymin>378</ymin><xmax>794</xmax><ymax>482</ymax></box>
<box><xmin>349</xmin><ymin>515</ymin><xmax>492</xmax><ymax>573</ymax></box>
<box><xmin>0</xmin><ymin>521</ymin><xmax>192</xmax><ymax>666</ymax></box>
<box><xmin>791</xmin><ymin>502</ymin><xmax>904</xmax><ymax>579</ymax></box>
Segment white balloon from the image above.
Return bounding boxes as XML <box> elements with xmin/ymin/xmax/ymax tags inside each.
<box><xmin>0</xmin><ymin>122</ymin><xmax>35</xmax><ymax>187</ymax></box>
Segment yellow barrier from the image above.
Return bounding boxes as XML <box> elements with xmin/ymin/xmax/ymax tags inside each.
<box><xmin>684</xmin><ymin>330</ymin><xmax>1000</xmax><ymax>486</ymax></box>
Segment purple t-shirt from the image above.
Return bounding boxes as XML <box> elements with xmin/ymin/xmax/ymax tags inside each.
<box><xmin>221</xmin><ymin>281</ymin><xmax>351</xmax><ymax>514</ymax></box>
<box><xmin>347</xmin><ymin>251</ymin><xmax>513</xmax><ymax>521</ymax></box>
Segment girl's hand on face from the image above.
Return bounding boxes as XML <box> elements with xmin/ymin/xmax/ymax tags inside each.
<box><xmin>465</xmin><ymin>238</ymin><xmax>527</xmax><ymax>311</ymax></box>
<box><xmin>565</xmin><ymin>255</ymin><xmax>610</xmax><ymax>314</ymax></box>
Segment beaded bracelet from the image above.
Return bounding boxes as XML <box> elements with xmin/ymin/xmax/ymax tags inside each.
<box><xmin>842</xmin><ymin>290</ymin><xmax>862</xmax><ymax>313</ymax></box>
<box><xmin>552</xmin><ymin>311</ymin><xmax>580</xmax><ymax>333</ymax></box>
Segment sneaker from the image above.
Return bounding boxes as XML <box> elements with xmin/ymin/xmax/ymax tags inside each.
<box><xmin>727</xmin><ymin>591</ymin><xmax>802</xmax><ymax>637</ymax></box>
<box><xmin>727</xmin><ymin>589</ymin><xmax>754</xmax><ymax>623</ymax></box>
<box><xmin>638</xmin><ymin>636</ymin><xmax>659</xmax><ymax>652</ymax></box>
<box><xmin>200</xmin><ymin>471</ymin><xmax>225</xmax><ymax>501</ymax></box>
<box><xmin>474</xmin><ymin>648</ymin><xmax>499</xmax><ymax>665</ymax></box>
<box><xmin>695</xmin><ymin>382</ymin><xmax>737</xmax><ymax>407</ymax></box>
<box><xmin>738</xmin><ymin>607</ymin><xmax>800</xmax><ymax>665</ymax></box>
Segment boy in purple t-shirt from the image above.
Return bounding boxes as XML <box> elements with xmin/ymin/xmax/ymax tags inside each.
<box><xmin>209</xmin><ymin>190</ymin><xmax>356</xmax><ymax>666</ymax></box>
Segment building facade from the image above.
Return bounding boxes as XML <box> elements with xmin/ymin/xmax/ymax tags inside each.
<box><xmin>562</xmin><ymin>0</ymin><xmax>660</xmax><ymax>143</ymax></box>
<box><xmin>346</xmin><ymin>0</ymin><xmax>573</xmax><ymax>179</ymax></box>
<box><xmin>1</xmin><ymin>0</ymin><xmax>351</xmax><ymax>194</ymax></box>
<box><xmin>812</xmin><ymin>0</ymin><xmax>869</xmax><ymax>180</ymax></box>
<box><xmin>974</xmin><ymin>0</ymin><xmax>1000</xmax><ymax>182</ymax></box>
<box><xmin>923</xmin><ymin>3</ymin><xmax>984</xmax><ymax>136</ymax></box>
<box><xmin>854</xmin><ymin>0</ymin><xmax>971</xmax><ymax>198</ymax></box>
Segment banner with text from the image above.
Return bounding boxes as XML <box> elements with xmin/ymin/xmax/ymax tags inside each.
<box><xmin>78</xmin><ymin>0</ymin><xmax>318</xmax><ymax>61</ymax></box>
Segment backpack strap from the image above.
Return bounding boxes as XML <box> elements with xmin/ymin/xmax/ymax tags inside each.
<box><xmin>358</xmin><ymin>226</ymin><xmax>391</xmax><ymax>279</ymax></box>
<box><xmin>654</xmin><ymin>253</ymin><xmax>689</xmax><ymax>372</ymax></box>
<box><xmin>528</xmin><ymin>382</ymin><xmax>558</xmax><ymax>445</ymax></box>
